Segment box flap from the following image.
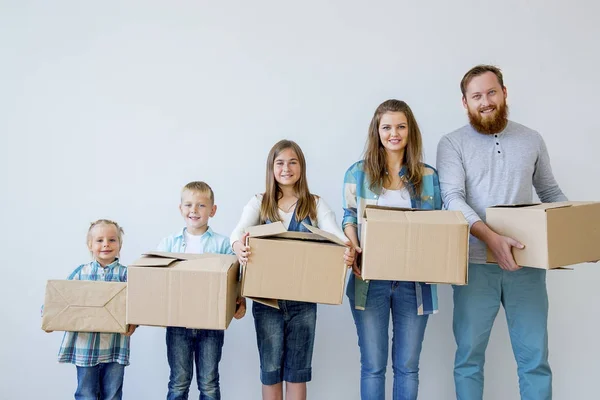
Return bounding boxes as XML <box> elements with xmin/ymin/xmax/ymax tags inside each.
<box><xmin>565</xmin><ymin>201</ymin><xmax>600</xmax><ymax>207</ymax></box>
<box><xmin>488</xmin><ymin>202</ymin><xmax>600</xmax><ymax>212</ymax></box>
<box><xmin>405</xmin><ymin>210</ymin><xmax>468</xmax><ymax>224</ymax></box>
<box><xmin>246</xmin><ymin>222</ymin><xmax>342</xmax><ymax>244</ymax></box>
<box><xmin>301</xmin><ymin>223</ymin><xmax>347</xmax><ymax>246</ymax></box>
<box><xmin>363</xmin><ymin>205</ymin><xmax>414</xmax><ymax>219</ymax></box>
<box><xmin>248</xmin><ymin>297</ymin><xmax>280</xmax><ymax>309</ymax></box>
<box><xmin>517</xmin><ymin>202</ymin><xmax>574</xmax><ymax>211</ymax></box>
<box><xmin>246</xmin><ymin>221</ymin><xmax>288</xmax><ymax>238</ymax></box>
<box><xmin>364</xmin><ymin>205</ymin><xmax>466</xmax><ymax>225</ymax></box>
<box><xmin>177</xmin><ymin>256</ymin><xmax>238</xmax><ymax>273</ymax></box>
<box><xmin>143</xmin><ymin>251</ymin><xmax>208</xmax><ymax>260</ymax></box>
<box><xmin>543</xmin><ymin>201</ymin><xmax>599</xmax><ymax>210</ymax></box>
<box><xmin>488</xmin><ymin>202</ymin><xmax>573</xmax><ymax>211</ymax></box>
<box><xmin>488</xmin><ymin>203</ymin><xmax>541</xmax><ymax>209</ymax></box>
<box><xmin>130</xmin><ymin>252</ymin><xmax>210</xmax><ymax>267</ymax></box>
<box><xmin>129</xmin><ymin>256</ymin><xmax>178</xmax><ymax>267</ymax></box>
<box><xmin>257</xmin><ymin>231</ymin><xmax>331</xmax><ymax>242</ymax></box>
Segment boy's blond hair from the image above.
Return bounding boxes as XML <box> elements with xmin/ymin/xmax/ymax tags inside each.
<box><xmin>181</xmin><ymin>181</ymin><xmax>215</xmax><ymax>203</ymax></box>
<box><xmin>87</xmin><ymin>219</ymin><xmax>125</xmax><ymax>247</ymax></box>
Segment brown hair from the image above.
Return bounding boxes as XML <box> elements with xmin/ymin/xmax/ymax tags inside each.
<box><xmin>460</xmin><ymin>65</ymin><xmax>504</xmax><ymax>97</ymax></box>
<box><xmin>364</xmin><ymin>99</ymin><xmax>424</xmax><ymax>195</ymax></box>
<box><xmin>87</xmin><ymin>219</ymin><xmax>124</xmax><ymax>248</ymax></box>
<box><xmin>260</xmin><ymin>140</ymin><xmax>317</xmax><ymax>224</ymax></box>
<box><xmin>181</xmin><ymin>181</ymin><xmax>214</xmax><ymax>203</ymax></box>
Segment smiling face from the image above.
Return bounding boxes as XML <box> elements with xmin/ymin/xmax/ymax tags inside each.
<box><xmin>273</xmin><ymin>147</ymin><xmax>302</xmax><ymax>189</ymax></box>
<box><xmin>378</xmin><ymin>111</ymin><xmax>409</xmax><ymax>155</ymax></box>
<box><xmin>87</xmin><ymin>223</ymin><xmax>121</xmax><ymax>267</ymax></box>
<box><xmin>179</xmin><ymin>189</ymin><xmax>216</xmax><ymax>235</ymax></box>
<box><xmin>463</xmin><ymin>71</ymin><xmax>509</xmax><ymax>134</ymax></box>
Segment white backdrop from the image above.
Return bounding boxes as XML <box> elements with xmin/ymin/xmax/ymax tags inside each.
<box><xmin>1</xmin><ymin>1</ymin><xmax>599</xmax><ymax>399</ymax></box>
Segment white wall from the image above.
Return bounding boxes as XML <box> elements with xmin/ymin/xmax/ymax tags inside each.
<box><xmin>1</xmin><ymin>1</ymin><xmax>599</xmax><ymax>399</ymax></box>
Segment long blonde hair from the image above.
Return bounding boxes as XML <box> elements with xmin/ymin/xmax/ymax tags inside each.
<box><xmin>364</xmin><ymin>99</ymin><xmax>424</xmax><ymax>195</ymax></box>
<box><xmin>260</xmin><ymin>140</ymin><xmax>317</xmax><ymax>224</ymax></box>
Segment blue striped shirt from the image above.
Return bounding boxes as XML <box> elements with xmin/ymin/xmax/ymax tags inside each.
<box><xmin>57</xmin><ymin>259</ymin><xmax>130</xmax><ymax>366</ymax></box>
<box><xmin>342</xmin><ymin>160</ymin><xmax>441</xmax><ymax>315</ymax></box>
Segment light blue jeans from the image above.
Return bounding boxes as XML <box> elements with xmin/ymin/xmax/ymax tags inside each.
<box><xmin>348</xmin><ymin>277</ymin><xmax>429</xmax><ymax>400</ymax></box>
<box><xmin>166</xmin><ymin>327</ymin><xmax>224</xmax><ymax>400</ymax></box>
<box><xmin>453</xmin><ymin>263</ymin><xmax>552</xmax><ymax>400</ymax></box>
<box><xmin>75</xmin><ymin>362</ymin><xmax>125</xmax><ymax>400</ymax></box>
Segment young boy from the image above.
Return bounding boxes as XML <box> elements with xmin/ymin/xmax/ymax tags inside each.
<box><xmin>157</xmin><ymin>181</ymin><xmax>246</xmax><ymax>400</ymax></box>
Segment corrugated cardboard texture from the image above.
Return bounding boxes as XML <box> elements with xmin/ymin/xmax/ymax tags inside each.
<box><xmin>243</xmin><ymin>235</ymin><xmax>347</xmax><ymax>305</ymax></box>
<box><xmin>487</xmin><ymin>201</ymin><xmax>600</xmax><ymax>269</ymax></box>
<box><xmin>42</xmin><ymin>280</ymin><xmax>127</xmax><ymax>333</ymax></box>
<box><xmin>361</xmin><ymin>207</ymin><xmax>469</xmax><ymax>284</ymax></box>
<box><xmin>127</xmin><ymin>254</ymin><xmax>239</xmax><ymax>330</ymax></box>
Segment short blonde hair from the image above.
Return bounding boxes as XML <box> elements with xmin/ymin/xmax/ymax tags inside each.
<box><xmin>87</xmin><ymin>219</ymin><xmax>125</xmax><ymax>247</ymax></box>
<box><xmin>181</xmin><ymin>181</ymin><xmax>214</xmax><ymax>203</ymax></box>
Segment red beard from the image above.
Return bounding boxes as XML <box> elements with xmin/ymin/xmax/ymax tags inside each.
<box><xmin>468</xmin><ymin>101</ymin><xmax>509</xmax><ymax>135</ymax></box>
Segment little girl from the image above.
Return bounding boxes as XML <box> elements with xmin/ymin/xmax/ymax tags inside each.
<box><xmin>231</xmin><ymin>139</ymin><xmax>356</xmax><ymax>400</ymax></box>
<box><xmin>50</xmin><ymin>219</ymin><xmax>136</xmax><ymax>400</ymax></box>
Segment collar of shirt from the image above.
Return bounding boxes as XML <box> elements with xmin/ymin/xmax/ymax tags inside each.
<box><xmin>91</xmin><ymin>258</ymin><xmax>121</xmax><ymax>270</ymax></box>
<box><xmin>176</xmin><ymin>226</ymin><xmax>214</xmax><ymax>240</ymax></box>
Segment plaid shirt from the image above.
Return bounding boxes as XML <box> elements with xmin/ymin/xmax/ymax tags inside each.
<box><xmin>342</xmin><ymin>160</ymin><xmax>441</xmax><ymax>315</ymax></box>
<box><xmin>57</xmin><ymin>259</ymin><xmax>131</xmax><ymax>367</ymax></box>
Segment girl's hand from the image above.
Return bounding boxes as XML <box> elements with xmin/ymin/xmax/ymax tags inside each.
<box><xmin>234</xmin><ymin>297</ymin><xmax>247</xmax><ymax>319</ymax></box>
<box><xmin>124</xmin><ymin>324</ymin><xmax>137</xmax><ymax>336</ymax></box>
<box><xmin>344</xmin><ymin>242</ymin><xmax>362</xmax><ymax>277</ymax></box>
<box><xmin>344</xmin><ymin>241</ymin><xmax>361</xmax><ymax>266</ymax></box>
<box><xmin>233</xmin><ymin>232</ymin><xmax>251</xmax><ymax>266</ymax></box>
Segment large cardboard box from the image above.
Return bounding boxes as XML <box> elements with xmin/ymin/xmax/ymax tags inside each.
<box><xmin>127</xmin><ymin>252</ymin><xmax>240</xmax><ymax>330</ymax></box>
<box><xmin>42</xmin><ymin>280</ymin><xmax>127</xmax><ymax>333</ymax></box>
<box><xmin>242</xmin><ymin>222</ymin><xmax>348</xmax><ymax>307</ymax></box>
<box><xmin>486</xmin><ymin>201</ymin><xmax>600</xmax><ymax>269</ymax></box>
<box><xmin>360</xmin><ymin>205</ymin><xmax>469</xmax><ymax>284</ymax></box>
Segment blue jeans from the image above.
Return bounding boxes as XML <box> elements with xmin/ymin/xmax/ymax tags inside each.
<box><xmin>75</xmin><ymin>362</ymin><xmax>125</xmax><ymax>400</ymax></box>
<box><xmin>252</xmin><ymin>300</ymin><xmax>317</xmax><ymax>385</ymax></box>
<box><xmin>166</xmin><ymin>327</ymin><xmax>225</xmax><ymax>400</ymax></box>
<box><xmin>348</xmin><ymin>277</ymin><xmax>429</xmax><ymax>400</ymax></box>
<box><xmin>453</xmin><ymin>263</ymin><xmax>552</xmax><ymax>400</ymax></box>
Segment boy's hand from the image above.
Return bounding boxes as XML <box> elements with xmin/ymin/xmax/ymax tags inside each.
<box><xmin>124</xmin><ymin>324</ymin><xmax>137</xmax><ymax>336</ymax></box>
<box><xmin>234</xmin><ymin>297</ymin><xmax>246</xmax><ymax>319</ymax></box>
<box><xmin>233</xmin><ymin>233</ymin><xmax>251</xmax><ymax>266</ymax></box>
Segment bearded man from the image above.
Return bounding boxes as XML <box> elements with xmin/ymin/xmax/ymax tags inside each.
<box><xmin>436</xmin><ymin>65</ymin><xmax>567</xmax><ymax>400</ymax></box>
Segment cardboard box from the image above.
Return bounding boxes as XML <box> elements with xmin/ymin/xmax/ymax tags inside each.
<box><xmin>242</xmin><ymin>222</ymin><xmax>348</xmax><ymax>307</ymax></box>
<box><xmin>42</xmin><ymin>280</ymin><xmax>127</xmax><ymax>333</ymax></box>
<box><xmin>486</xmin><ymin>201</ymin><xmax>600</xmax><ymax>269</ymax></box>
<box><xmin>127</xmin><ymin>252</ymin><xmax>240</xmax><ymax>330</ymax></box>
<box><xmin>360</xmin><ymin>205</ymin><xmax>469</xmax><ymax>284</ymax></box>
